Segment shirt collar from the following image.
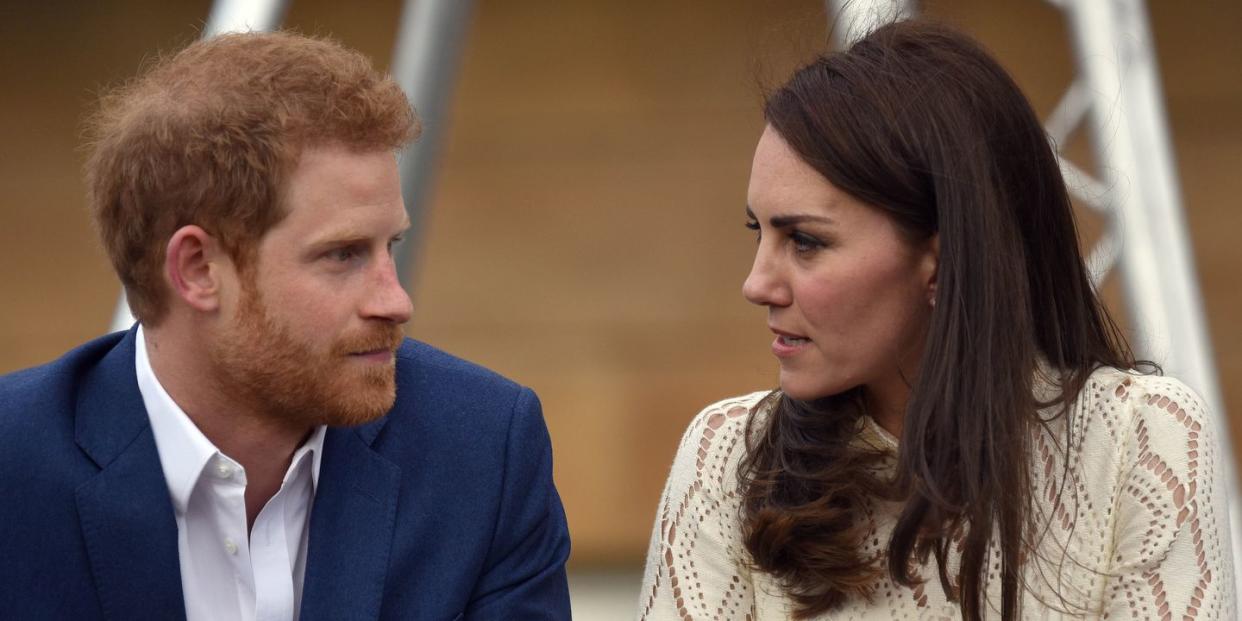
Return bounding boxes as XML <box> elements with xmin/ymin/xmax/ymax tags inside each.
<box><xmin>294</xmin><ymin>424</ymin><xmax>327</xmax><ymax>491</ymax></box>
<box><xmin>136</xmin><ymin>325</ymin><xmax>218</xmax><ymax>516</ymax></box>
<box><xmin>135</xmin><ymin>325</ymin><xmax>327</xmax><ymax>514</ymax></box>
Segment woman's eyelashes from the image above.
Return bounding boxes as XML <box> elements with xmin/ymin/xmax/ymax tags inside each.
<box><xmin>745</xmin><ymin>219</ymin><xmax>761</xmax><ymax>242</ymax></box>
<box><xmin>790</xmin><ymin>230</ymin><xmax>826</xmax><ymax>254</ymax></box>
<box><xmin>744</xmin><ymin>219</ymin><xmax>827</xmax><ymax>254</ymax></box>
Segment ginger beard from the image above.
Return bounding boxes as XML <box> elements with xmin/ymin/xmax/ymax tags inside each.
<box><xmin>210</xmin><ymin>277</ymin><xmax>404</xmax><ymax>428</ymax></box>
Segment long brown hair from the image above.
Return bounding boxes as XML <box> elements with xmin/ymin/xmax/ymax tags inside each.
<box><xmin>739</xmin><ymin>21</ymin><xmax>1136</xmax><ymax>620</ymax></box>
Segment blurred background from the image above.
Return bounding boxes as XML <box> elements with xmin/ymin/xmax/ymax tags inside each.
<box><xmin>1</xmin><ymin>0</ymin><xmax>1239</xmax><ymax>618</ymax></box>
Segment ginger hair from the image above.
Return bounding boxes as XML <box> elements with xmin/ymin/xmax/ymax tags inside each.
<box><xmin>85</xmin><ymin>31</ymin><xmax>419</xmax><ymax>324</ymax></box>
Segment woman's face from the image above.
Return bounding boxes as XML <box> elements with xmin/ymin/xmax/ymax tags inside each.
<box><xmin>743</xmin><ymin>126</ymin><xmax>936</xmax><ymax>410</ymax></box>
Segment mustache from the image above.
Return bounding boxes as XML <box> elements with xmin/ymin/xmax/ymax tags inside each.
<box><xmin>333</xmin><ymin>324</ymin><xmax>404</xmax><ymax>356</ymax></box>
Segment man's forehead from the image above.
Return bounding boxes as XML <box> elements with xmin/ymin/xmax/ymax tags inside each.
<box><xmin>273</xmin><ymin>147</ymin><xmax>405</xmax><ymax>229</ymax></box>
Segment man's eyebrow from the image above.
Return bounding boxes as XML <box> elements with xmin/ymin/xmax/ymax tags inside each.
<box><xmin>307</xmin><ymin>222</ymin><xmax>411</xmax><ymax>250</ymax></box>
<box><xmin>745</xmin><ymin>206</ymin><xmax>834</xmax><ymax>228</ymax></box>
<box><xmin>306</xmin><ymin>233</ymin><xmax>369</xmax><ymax>253</ymax></box>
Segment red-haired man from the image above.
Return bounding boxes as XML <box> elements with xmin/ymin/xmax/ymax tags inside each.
<box><xmin>0</xmin><ymin>32</ymin><xmax>570</xmax><ymax>621</ymax></box>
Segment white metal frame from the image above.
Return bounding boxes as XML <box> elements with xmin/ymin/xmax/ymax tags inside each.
<box><xmin>389</xmin><ymin>0</ymin><xmax>476</xmax><ymax>288</ymax></box>
<box><xmin>1052</xmin><ymin>0</ymin><xmax>1240</xmax><ymax>598</ymax></box>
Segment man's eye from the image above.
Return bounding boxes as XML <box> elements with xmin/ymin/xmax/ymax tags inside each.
<box><xmin>330</xmin><ymin>247</ymin><xmax>358</xmax><ymax>262</ymax></box>
<box><xmin>387</xmin><ymin>235</ymin><xmax>405</xmax><ymax>253</ymax></box>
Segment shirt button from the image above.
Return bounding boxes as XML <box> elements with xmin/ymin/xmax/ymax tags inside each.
<box><xmin>215</xmin><ymin>462</ymin><xmax>233</xmax><ymax>478</ymax></box>
<box><xmin>224</xmin><ymin>538</ymin><xmax>238</xmax><ymax>555</ymax></box>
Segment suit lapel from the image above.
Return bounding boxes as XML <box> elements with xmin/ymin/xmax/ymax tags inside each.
<box><xmin>299</xmin><ymin>421</ymin><xmax>401</xmax><ymax>621</ymax></box>
<box><xmin>74</xmin><ymin>328</ymin><xmax>186</xmax><ymax>621</ymax></box>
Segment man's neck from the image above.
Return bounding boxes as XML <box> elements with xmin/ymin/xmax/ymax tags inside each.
<box><xmin>144</xmin><ymin>322</ymin><xmax>312</xmax><ymax>529</ymax></box>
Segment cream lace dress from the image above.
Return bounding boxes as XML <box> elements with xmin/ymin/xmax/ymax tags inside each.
<box><xmin>638</xmin><ymin>368</ymin><xmax>1236</xmax><ymax>619</ymax></box>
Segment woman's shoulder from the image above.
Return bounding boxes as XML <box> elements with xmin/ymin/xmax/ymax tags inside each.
<box><xmin>1075</xmin><ymin>366</ymin><xmax>1212</xmax><ymax>432</ymax></box>
<box><xmin>1066</xmin><ymin>367</ymin><xmax>1218</xmax><ymax>489</ymax></box>
<box><xmin>681</xmin><ymin>391</ymin><xmax>774</xmax><ymax>456</ymax></box>
<box><xmin>686</xmin><ymin>391</ymin><xmax>772</xmax><ymax>435</ymax></box>
<box><xmin>1068</xmin><ymin>371</ymin><xmax>1235</xmax><ymax>616</ymax></box>
<box><xmin>665</xmin><ymin>390</ymin><xmax>774</xmax><ymax>497</ymax></box>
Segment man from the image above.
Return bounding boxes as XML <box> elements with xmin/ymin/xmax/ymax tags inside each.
<box><xmin>0</xmin><ymin>32</ymin><xmax>571</xmax><ymax>620</ymax></box>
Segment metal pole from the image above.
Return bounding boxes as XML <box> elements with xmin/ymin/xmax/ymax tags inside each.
<box><xmin>1060</xmin><ymin>0</ymin><xmax>1239</xmax><ymax>598</ymax></box>
<box><xmin>202</xmin><ymin>0</ymin><xmax>290</xmax><ymax>38</ymax></box>
<box><xmin>109</xmin><ymin>0</ymin><xmax>291</xmax><ymax>332</ymax></box>
<box><xmin>825</xmin><ymin>0</ymin><xmax>914</xmax><ymax>47</ymax></box>
<box><xmin>388</xmin><ymin>0</ymin><xmax>476</xmax><ymax>292</ymax></box>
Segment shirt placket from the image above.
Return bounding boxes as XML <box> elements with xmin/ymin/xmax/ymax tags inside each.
<box><xmin>202</xmin><ymin>447</ymin><xmax>313</xmax><ymax>621</ymax></box>
<box><xmin>207</xmin><ymin>454</ymin><xmax>255</xmax><ymax>621</ymax></box>
<box><xmin>252</xmin><ymin>478</ymin><xmax>296</xmax><ymax>621</ymax></box>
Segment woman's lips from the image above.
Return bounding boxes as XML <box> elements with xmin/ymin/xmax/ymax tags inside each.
<box><xmin>769</xmin><ymin>329</ymin><xmax>811</xmax><ymax>358</ymax></box>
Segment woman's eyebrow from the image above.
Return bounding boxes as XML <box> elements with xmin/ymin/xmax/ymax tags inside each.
<box><xmin>769</xmin><ymin>214</ymin><xmax>834</xmax><ymax>228</ymax></box>
<box><xmin>745</xmin><ymin>206</ymin><xmax>834</xmax><ymax>227</ymax></box>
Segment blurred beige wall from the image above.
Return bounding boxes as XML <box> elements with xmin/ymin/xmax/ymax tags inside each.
<box><xmin>1</xmin><ymin>0</ymin><xmax>1239</xmax><ymax>566</ymax></box>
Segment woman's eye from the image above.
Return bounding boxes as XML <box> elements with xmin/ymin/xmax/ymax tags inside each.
<box><xmin>745</xmin><ymin>220</ymin><xmax>761</xmax><ymax>241</ymax></box>
<box><xmin>791</xmin><ymin>231</ymin><xmax>824</xmax><ymax>253</ymax></box>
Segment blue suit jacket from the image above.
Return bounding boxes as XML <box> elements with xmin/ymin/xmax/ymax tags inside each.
<box><xmin>0</xmin><ymin>328</ymin><xmax>571</xmax><ymax>620</ymax></box>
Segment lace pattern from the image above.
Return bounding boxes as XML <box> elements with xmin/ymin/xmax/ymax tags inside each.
<box><xmin>637</xmin><ymin>370</ymin><xmax>1236</xmax><ymax>620</ymax></box>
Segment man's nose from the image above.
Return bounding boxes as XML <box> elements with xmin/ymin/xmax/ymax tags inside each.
<box><xmin>363</xmin><ymin>256</ymin><xmax>413</xmax><ymax>324</ymax></box>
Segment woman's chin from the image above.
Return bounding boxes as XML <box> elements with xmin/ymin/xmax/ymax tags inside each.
<box><xmin>777</xmin><ymin>371</ymin><xmax>845</xmax><ymax>402</ymax></box>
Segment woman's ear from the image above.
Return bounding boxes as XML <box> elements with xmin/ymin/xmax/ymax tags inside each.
<box><xmin>164</xmin><ymin>225</ymin><xmax>224</xmax><ymax>314</ymax></box>
<box><xmin>923</xmin><ymin>234</ymin><xmax>939</xmax><ymax>307</ymax></box>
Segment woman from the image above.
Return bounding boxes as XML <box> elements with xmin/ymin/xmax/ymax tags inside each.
<box><xmin>639</xmin><ymin>20</ymin><xmax>1235</xmax><ymax>620</ymax></box>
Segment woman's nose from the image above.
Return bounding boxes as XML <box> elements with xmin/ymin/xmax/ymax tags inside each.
<box><xmin>742</xmin><ymin>251</ymin><xmax>791</xmax><ymax>307</ymax></box>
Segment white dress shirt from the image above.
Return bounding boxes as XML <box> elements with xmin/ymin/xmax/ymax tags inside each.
<box><xmin>136</xmin><ymin>326</ymin><xmax>326</xmax><ymax>621</ymax></box>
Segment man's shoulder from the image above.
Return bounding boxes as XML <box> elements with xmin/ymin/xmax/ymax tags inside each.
<box><xmin>394</xmin><ymin>338</ymin><xmax>522</xmax><ymax>393</ymax></box>
<box><xmin>386</xmin><ymin>338</ymin><xmax>534</xmax><ymax>427</ymax></box>
<box><xmin>0</xmin><ymin>331</ymin><xmax>129</xmax><ymax>420</ymax></box>
<box><xmin>368</xmin><ymin>339</ymin><xmax>549</xmax><ymax>502</ymax></box>
<box><xmin>0</xmin><ymin>330</ymin><xmax>134</xmax><ymax>484</ymax></box>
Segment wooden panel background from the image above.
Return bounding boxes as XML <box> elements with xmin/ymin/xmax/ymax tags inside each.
<box><xmin>1</xmin><ymin>0</ymin><xmax>1238</xmax><ymax>566</ymax></box>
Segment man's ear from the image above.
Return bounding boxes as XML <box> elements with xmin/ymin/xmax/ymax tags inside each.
<box><xmin>165</xmin><ymin>225</ymin><xmax>226</xmax><ymax>313</ymax></box>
